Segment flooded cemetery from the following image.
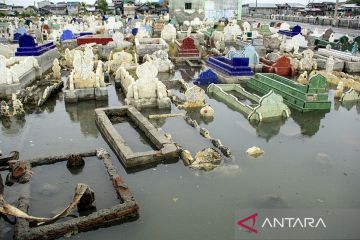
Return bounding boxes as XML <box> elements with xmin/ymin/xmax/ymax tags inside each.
<box><xmin>1</xmin><ymin>0</ymin><xmax>360</xmax><ymax>239</ymax></box>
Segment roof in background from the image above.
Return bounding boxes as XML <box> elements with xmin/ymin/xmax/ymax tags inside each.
<box><xmin>247</xmin><ymin>3</ymin><xmax>277</xmax><ymax>8</ymax></box>
<box><xmin>246</xmin><ymin>3</ymin><xmax>305</xmax><ymax>8</ymax></box>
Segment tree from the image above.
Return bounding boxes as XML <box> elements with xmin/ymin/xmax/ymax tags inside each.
<box><xmin>97</xmin><ymin>0</ymin><xmax>108</xmax><ymax>14</ymax></box>
<box><xmin>79</xmin><ymin>2</ymin><xmax>87</xmax><ymax>14</ymax></box>
<box><xmin>346</xmin><ymin>0</ymin><xmax>360</xmax><ymax>3</ymax></box>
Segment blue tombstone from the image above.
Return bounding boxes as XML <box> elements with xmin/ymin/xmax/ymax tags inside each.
<box><xmin>60</xmin><ymin>29</ymin><xmax>75</xmax><ymax>42</ymax></box>
<box><xmin>19</xmin><ymin>34</ymin><xmax>36</xmax><ymax>48</ymax></box>
<box><xmin>13</xmin><ymin>33</ymin><xmax>22</xmax><ymax>42</ymax></box>
<box><xmin>194</xmin><ymin>69</ymin><xmax>220</xmax><ymax>85</ymax></box>
<box><xmin>241</xmin><ymin>44</ymin><xmax>259</xmax><ymax>65</ymax></box>
<box><xmin>13</xmin><ymin>27</ymin><xmax>26</xmax><ymax>42</ymax></box>
<box><xmin>131</xmin><ymin>28</ymin><xmax>138</xmax><ymax>36</ymax></box>
<box><xmin>15</xmin><ymin>34</ymin><xmax>55</xmax><ymax>56</ymax></box>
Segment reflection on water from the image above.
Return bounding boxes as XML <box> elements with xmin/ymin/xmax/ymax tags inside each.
<box><xmin>334</xmin><ymin>99</ymin><xmax>360</xmax><ymax>112</ymax></box>
<box><xmin>291</xmin><ymin>110</ymin><xmax>327</xmax><ymax>137</ymax></box>
<box><xmin>1</xmin><ymin>118</ymin><xmax>26</xmax><ymax>133</ymax></box>
<box><xmin>252</xmin><ymin>119</ymin><xmax>286</xmax><ymax>141</ymax></box>
<box><xmin>112</xmin><ymin>120</ymin><xmax>157</xmax><ymax>153</ymax></box>
<box><xmin>65</xmin><ymin>100</ymin><xmax>108</xmax><ymax>138</ymax></box>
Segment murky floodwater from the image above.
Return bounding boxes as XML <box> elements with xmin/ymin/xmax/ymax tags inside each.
<box><xmin>1</xmin><ymin>65</ymin><xmax>360</xmax><ymax>240</ymax></box>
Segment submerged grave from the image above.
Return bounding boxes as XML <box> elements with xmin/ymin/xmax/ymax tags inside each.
<box><xmin>95</xmin><ymin>106</ymin><xmax>179</xmax><ymax>170</ymax></box>
<box><xmin>247</xmin><ymin>73</ymin><xmax>331</xmax><ymax>112</ymax></box>
<box><xmin>2</xmin><ymin>149</ymin><xmax>139</xmax><ymax>240</ymax></box>
<box><xmin>208</xmin><ymin>84</ymin><xmax>290</xmax><ymax>122</ymax></box>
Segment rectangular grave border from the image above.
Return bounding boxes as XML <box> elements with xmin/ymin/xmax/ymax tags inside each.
<box><xmin>185</xmin><ymin>59</ymin><xmax>205</xmax><ymax>68</ymax></box>
<box><xmin>95</xmin><ymin>106</ymin><xmax>179</xmax><ymax>169</ymax></box>
<box><xmin>13</xmin><ymin>149</ymin><xmax>139</xmax><ymax>240</ymax></box>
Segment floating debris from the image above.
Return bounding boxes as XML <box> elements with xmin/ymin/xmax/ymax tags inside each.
<box><xmin>200</xmin><ymin>105</ymin><xmax>215</xmax><ymax>118</ymax></box>
<box><xmin>181</xmin><ymin>149</ymin><xmax>194</xmax><ymax>166</ymax></box>
<box><xmin>149</xmin><ymin>113</ymin><xmax>184</xmax><ymax>119</ymax></box>
<box><xmin>211</xmin><ymin>139</ymin><xmax>222</xmax><ymax>148</ymax></box>
<box><xmin>5</xmin><ymin>160</ymin><xmax>33</xmax><ymax>186</ymax></box>
<box><xmin>246</xmin><ymin>146</ymin><xmax>264</xmax><ymax>158</ymax></box>
<box><xmin>200</xmin><ymin>128</ymin><xmax>211</xmax><ymax>138</ymax></box>
<box><xmin>190</xmin><ymin>148</ymin><xmax>221</xmax><ymax>171</ymax></box>
<box><xmin>184</xmin><ymin>115</ymin><xmax>198</xmax><ymax>128</ymax></box>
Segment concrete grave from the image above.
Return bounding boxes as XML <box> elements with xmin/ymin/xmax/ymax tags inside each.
<box><xmin>0</xmin><ymin>56</ymin><xmax>41</xmax><ymax>97</ymax></box>
<box><xmin>206</xmin><ymin>56</ymin><xmax>254</xmax><ymax>83</ymax></box>
<box><xmin>208</xmin><ymin>84</ymin><xmax>290</xmax><ymax>122</ymax></box>
<box><xmin>260</xmin><ymin>56</ymin><xmax>296</xmax><ymax>78</ymax></box>
<box><xmin>95</xmin><ymin>106</ymin><xmax>179</xmax><ymax>169</ymax></box>
<box><xmin>247</xmin><ymin>73</ymin><xmax>331</xmax><ymax>112</ymax></box>
<box><xmin>135</xmin><ymin>38</ymin><xmax>168</xmax><ymax>57</ymax></box>
<box><xmin>174</xmin><ymin>36</ymin><xmax>200</xmax><ymax>61</ymax></box>
<box><xmin>12</xmin><ymin>149</ymin><xmax>139</xmax><ymax>240</ymax></box>
<box><xmin>15</xmin><ymin>34</ymin><xmax>56</xmax><ymax>57</ymax></box>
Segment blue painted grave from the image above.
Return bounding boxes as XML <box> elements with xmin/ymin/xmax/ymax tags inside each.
<box><xmin>60</xmin><ymin>29</ymin><xmax>75</xmax><ymax>42</ymax></box>
<box><xmin>278</xmin><ymin>25</ymin><xmax>301</xmax><ymax>37</ymax></box>
<box><xmin>13</xmin><ymin>27</ymin><xmax>26</xmax><ymax>43</ymax></box>
<box><xmin>131</xmin><ymin>28</ymin><xmax>138</xmax><ymax>36</ymax></box>
<box><xmin>206</xmin><ymin>56</ymin><xmax>254</xmax><ymax>77</ymax></box>
<box><xmin>15</xmin><ymin>34</ymin><xmax>55</xmax><ymax>56</ymax></box>
<box><xmin>194</xmin><ymin>69</ymin><xmax>220</xmax><ymax>85</ymax></box>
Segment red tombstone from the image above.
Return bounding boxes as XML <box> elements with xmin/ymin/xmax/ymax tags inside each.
<box><xmin>43</xmin><ymin>24</ymin><xmax>50</xmax><ymax>33</ymax></box>
<box><xmin>176</xmin><ymin>37</ymin><xmax>199</xmax><ymax>58</ymax></box>
<box><xmin>260</xmin><ymin>56</ymin><xmax>296</xmax><ymax>78</ymax></box>
<box><xmin>77</xmin><ymin>35</ymin><xmax>113</xmax><ymax>46</ymax></box>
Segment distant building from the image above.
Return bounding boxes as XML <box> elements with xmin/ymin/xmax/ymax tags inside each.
<box><xmin>11</xmin><ymin>6</ymin><xmax>25</xmax><ymax>14</ymax></box>
<box><xmin>38</xmin><ymin>1</ymin><xmax>80</xmax><ymax>16</ymax></box>
<box><xmin>339</xmin><ymin>3</ymin><xmax>360</xmax><ymax>16</ymax></box>
<box><xmin>108</xmin><ymin>2</ymin><xmax>115</xmax><ymax>14</ymax></box>
<box><xmin>242</xmin><ymin>3</ymin><xmax>278</xmax><ymax>16</ymax></box>
<box><xmin>168</xmin><ymin>0</ymin><xmax>203</xmax><ymax>15</ymax></box>
<box><xmin>124</xmin><ymin>1</ymin><xmax>135</xmax><ymax>17</ymax></box>
<box><xmin>168</xmin><ymin>0</ymin><xmax>241</xmax><ymax>20</ymax></box>
<box><xmin>305</xmin><ymin>2</ymin><xmax>336</xmax><ymax>16</ymax></box>
<box><xmin>204</xmin><ymin>0</ymin><xmax>239</xmax><ymax>20</ymax></box>
<box><xmin>24</xmin><ymin>6</ymin><xmax>38</xmax><ymax>15</ymax></box>
<box><xmin>86</xmin><ymin>4</ymin><xmax>96</xmax><ymax>13</ymax></box>
<box><xmin>113</xmin><ymin>0</ymin><xmax>123</xmax><ymax>6</ymax></box>
<box><xmin>276</xmin><ymin>3</ymin><xmax>305</xmax><ymax>15</ymax></box>
<box><xmin>0</xmin><ymin>3</ymin><xmax>10</xmax><ymax>15</ymax></box>
<box><xmin>49</xmin><ymin>3</ymin><xmax>67</xmax><ymax>15</ymax></box>
<box><xmin>38</xmin><ymin>0</ymin><xmax>54</xmax><ymax>9</ymax></box>
<box><xmin>67</xmin><ymin>2</ymin><xmax>80</xmax><ymax>15</ymax></box>
<box><xmin>242</xmin><ymin>3</ymin><xmax>305</xmax><ymax>16</ymax></box>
